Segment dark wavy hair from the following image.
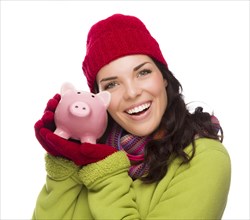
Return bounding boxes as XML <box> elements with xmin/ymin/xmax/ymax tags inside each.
<box><xmin>140</xmin><ymin>59</ymin><xmax>223</xmax><ymax>183</ymax></box>
<box><xmin>95</xmin><ymin>59</ymin><xmax>223</xmax><ymax>183</ymax></box>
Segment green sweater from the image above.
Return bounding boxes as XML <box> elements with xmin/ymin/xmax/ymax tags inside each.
<box><xmin>32</xmin><ymin>138</ymin><xmax>231</xmax><ymax>219</ymax></box>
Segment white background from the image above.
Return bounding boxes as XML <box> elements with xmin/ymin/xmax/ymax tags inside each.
<box><xmin>1</xmin><ymin>1</ymin><xmax>249</xmax><ymax>219</ymax></box>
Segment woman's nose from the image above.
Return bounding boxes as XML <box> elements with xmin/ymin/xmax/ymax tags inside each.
<box><xmin>123</xmin><ymin>81</ymin><xmax>142</xmax><ymax>100</ymax></box>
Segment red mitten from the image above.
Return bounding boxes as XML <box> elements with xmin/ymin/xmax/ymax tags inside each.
<box><xmin>34</xmin><ymin>94</ymin><xmax>62</xmax><ymax>156</ymax></box>
<box><xmin>44</xmin><ymin>133</ymin><xmax>117</xmax><ymax>166</ymax></box>
<box><xmin>35</xmin><ymin>94</ymin><xmax>117</xmax><ymax>165</ymax></box>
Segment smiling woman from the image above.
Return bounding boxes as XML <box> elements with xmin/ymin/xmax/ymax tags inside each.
<box><xmin>1</xmin><ymin>0</ymin><xmax>249</xmax><ymax>219</ymax></box>
<box><xmin>32</xmin><ymin>13</ymin><xmax>231</xmax><ymax>219</ymax></box>
<box><xmin>96</xmin><ymin>55</ymin><xmax>168</xmax><ymax>137</ymax></box>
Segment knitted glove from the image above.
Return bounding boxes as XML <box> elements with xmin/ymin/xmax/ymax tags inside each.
<box><xmin>44</xmin><ymin>133</ymin><xmax>117</xmax><ymax>166</ymax></box>
<box><xmin>34</xmin><ymin>94</ymin><xmax>62</xmax><ymax>157</ymax></box>
<box><xmin>35</xmin><ymin>94</ymin><xmax>117</xmax><ymax>166</ymax></box>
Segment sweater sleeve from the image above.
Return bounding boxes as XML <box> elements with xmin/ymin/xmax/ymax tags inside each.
<box><xmin>145</xmin><ymin>138</ymin><xmax>231</xmax><ymax>219</ymax></box>
<box><xmin>78</xmin><ymin>151</ymin><xmax>141</xmax><ymax>220</ymax></box>
<box><xmin>32</xmin><ymin>154</ymin><xmax>93</xmax><ymax>220</ymax></box>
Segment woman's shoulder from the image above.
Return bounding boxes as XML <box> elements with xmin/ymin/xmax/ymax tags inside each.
<box><xmin>182</xmin><ymin>138</ymin><xmax>231</xmax><ymax>177</ymax></box>
<box><xmin>185</xmin><ymin>138</ymin><xmax>230</xmax><ymax>158</ymax></box>
<box><xmin>166</xmin><ymin>138</ymin><xmax>231</xmax><ymax>185</ymax></box>
<box><xmin>154</xmin><ymin>138</ymin><xmax>231</xmax><ymax>199</ymax></box>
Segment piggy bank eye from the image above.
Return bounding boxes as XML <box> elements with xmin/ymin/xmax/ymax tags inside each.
<box><xmin>91</xmin><ymin>95</ymin><xmax>95</xmax><ymax>98</ymax></box>
<box><xmin>77</xmin><ymin>92</ymin><xmax>81</xmax><ymax>94</ymax></box>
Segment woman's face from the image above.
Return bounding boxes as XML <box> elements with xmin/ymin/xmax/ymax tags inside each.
<box><xmin>96</xmin><ymin>55</ymin><xmax>168</xmax><ymax>137</ymax></box>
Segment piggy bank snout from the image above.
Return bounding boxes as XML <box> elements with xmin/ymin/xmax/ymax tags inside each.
<box><xmin>69</xmin><ymin>101</ymin><xmax>90</xmax><ymax>117</ymax></box>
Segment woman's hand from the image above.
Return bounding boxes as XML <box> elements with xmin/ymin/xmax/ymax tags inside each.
<box><xmin>34</xmin><ymin>94</ymin><xmax>117</xmax><ymax>166</ymax></box>
<box><xmin>34</xmin><ymin>94</ymin><xmax>62</xmax><ymax>157</ymax></box>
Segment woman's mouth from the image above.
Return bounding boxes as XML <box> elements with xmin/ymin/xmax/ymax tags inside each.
<box><xmin>125</xmin><ymin>102</ymin><xmax>151</xmax><ymax>115</ymax></box>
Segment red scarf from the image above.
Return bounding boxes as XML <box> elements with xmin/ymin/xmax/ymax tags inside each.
<box><xmin>106</xmin><ymin>123</ymin><xmax>152</xmax><ymax>179</ymax></box>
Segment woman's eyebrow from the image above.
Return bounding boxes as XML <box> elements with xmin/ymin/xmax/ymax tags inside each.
<box><xmin>100</xmin><ymin>62</ymin><xmax>150</xmax><ymax>83</ymax></box>
<box><xmin>133</xmin><ymin>62</ymin><xmax>150</xmax><ymax>71</ymax></box>
<box><xmin>100</xmin><ymin>76</ymin><xmax>117</xmax><ymax>83</ymax></box>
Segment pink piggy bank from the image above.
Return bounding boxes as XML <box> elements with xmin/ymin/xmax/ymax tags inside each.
<box><xmin>54</xmin><ymin>82</ymin><xmax>111</xmax><ymax>144</ymax></box>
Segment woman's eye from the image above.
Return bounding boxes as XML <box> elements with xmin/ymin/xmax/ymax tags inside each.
<box><xmin>138</xmin><ymin>69</ymin><xmax>152</xmax><ymax>77</ymax></box>
<box><xmin>103</xmin><ymin>81</ymin><xmax>118</xmax><ymax>90</ymax></box>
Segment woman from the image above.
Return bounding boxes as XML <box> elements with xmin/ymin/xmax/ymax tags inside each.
<box><xmin>33</xmin><ymin>14</ymin><xmax>231</xmax><ymax>219</ymax></box>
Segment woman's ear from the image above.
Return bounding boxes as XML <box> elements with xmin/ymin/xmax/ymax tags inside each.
<box><xmin>164</xmin><ymin>79</ymin><xmax>168</xmax><ymax>87</ymax></box>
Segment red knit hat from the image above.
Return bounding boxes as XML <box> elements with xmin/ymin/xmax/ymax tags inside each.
<box><xmin>82</xmin><ymin>14</ymin><xmax>168</xmax><ymax>92</ymax></box>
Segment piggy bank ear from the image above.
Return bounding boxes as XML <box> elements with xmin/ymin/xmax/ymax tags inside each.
<box><xmin>60</xmin><ymin>82</ymin><xmax>75</xmax><ymax>95</ymax></box>
<box><xmin>96</xmin><ymin>91</ymin><xmax>111</xmax><ymax>108</ymax></box>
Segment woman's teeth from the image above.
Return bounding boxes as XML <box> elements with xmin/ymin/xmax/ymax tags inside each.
<box><xmin>126</xmin><ymin>103</ymin><xmax>151</xmax><ymax>115</ymax></box>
